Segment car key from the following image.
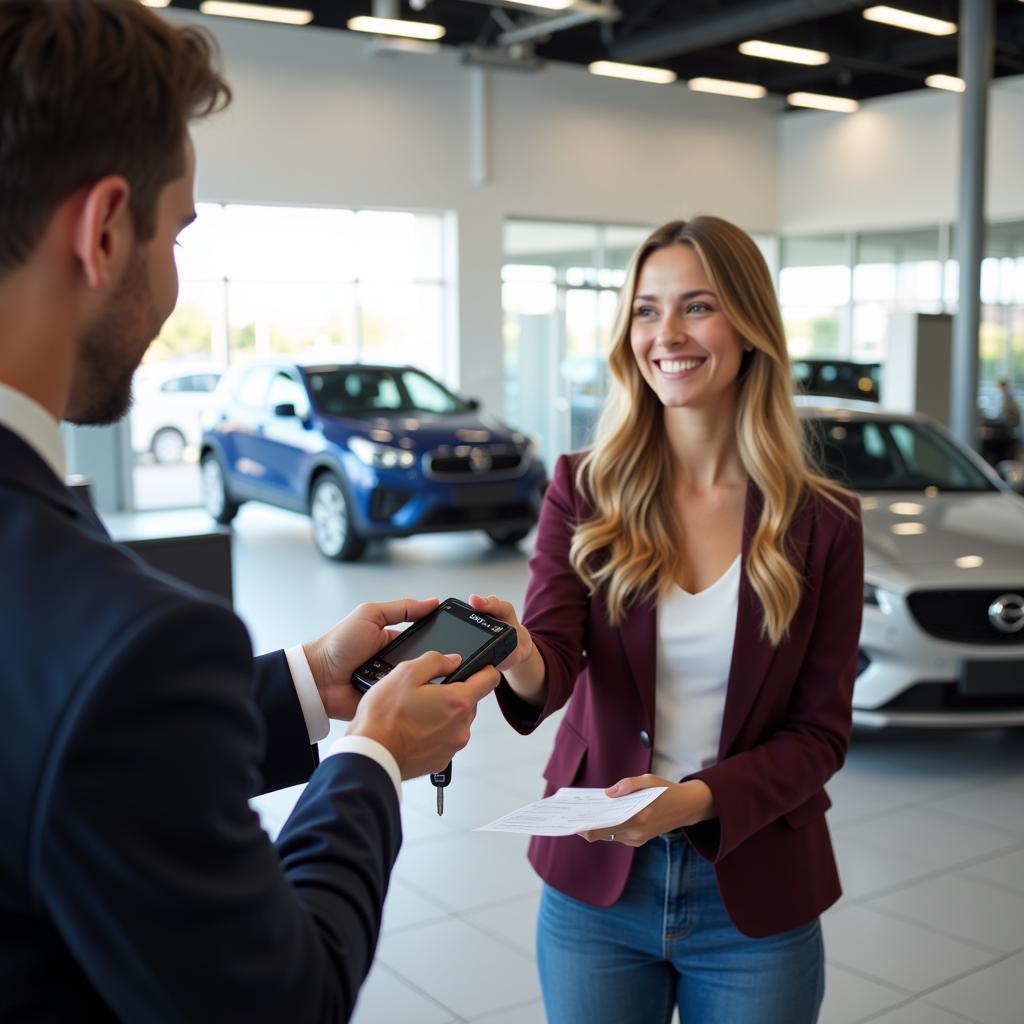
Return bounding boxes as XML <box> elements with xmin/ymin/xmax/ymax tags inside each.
<box><xmin>351</xmin><ymin>599</ymin><xmax>518</xmax><ymax>818</ymax></box>
<box><xmin>432</xmin><ymin>762</ymin><xmax>451</xmax><ymax>815</ymax></box>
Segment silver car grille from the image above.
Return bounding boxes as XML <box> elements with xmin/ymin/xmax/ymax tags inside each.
<box><xmin>907</xmin><ymin>588</ymin><xmax>1024</xmax><ymax>645</ymax></box>
<box><xmin>423</xmin><ymin>445</ymin><xmax>526</xmax><ymax>481</ymax></box>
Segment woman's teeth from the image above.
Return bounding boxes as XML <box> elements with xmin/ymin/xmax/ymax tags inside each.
<box><xmin>659</xmin><ymin>358</ymin><xmax>704</xmax><ymax>373</ymax></box>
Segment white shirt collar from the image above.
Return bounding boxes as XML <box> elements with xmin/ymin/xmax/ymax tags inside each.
<box><xmin>0</xmin><ymin>381</ymin><xmax>66</xmax><ymax>479</ymax></box>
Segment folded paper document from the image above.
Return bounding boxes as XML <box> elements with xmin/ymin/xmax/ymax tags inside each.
<box><xmin>475</xmin><ymin>786</ymin><xmax>668</xmax><ymax>837</ymax></box>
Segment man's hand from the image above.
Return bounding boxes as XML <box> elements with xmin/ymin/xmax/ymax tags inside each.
<box><xmin>303</xmin><ymin>598</ymin><xmax>441</xmax><ymax>721</ymax></box>
<box><xmin>577</xmin><ymin>776</ymin><xmax>717</xmax><ymax>847</ymax></box>
<box><xmin>346</xmin><ymin>652</ymin><xmax>500</xmax><ymax>780</ymax></box>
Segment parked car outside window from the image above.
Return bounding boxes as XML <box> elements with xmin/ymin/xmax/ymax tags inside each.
<box><xmin>200</xmin><ymin>361</ymin><xmax>547</xmax><ymax>561</ymax></box>
<box><xmin>131</xmin><ymin>361</ymin><xmax>223</xmax><ymax>464</ymax></box>
<box><xmin>792</xmin><ymin>358</ymin><xmax>881</xmax><ymax>403</ymax></box>
<box><xmin>803</xmin><ymin>402</ymin><xmax>1024</xmax><ymax>728</ymax></box>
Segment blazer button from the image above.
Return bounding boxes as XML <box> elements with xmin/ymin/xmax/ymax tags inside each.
<box><xmin>639</xmin><ymin>730</ymin><xmax>651</xmax><ymax>748</ymax></box>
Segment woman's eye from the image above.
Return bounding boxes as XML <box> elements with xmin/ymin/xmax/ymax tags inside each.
<box><xmin>634</xmin><ymin>305</ymin><xmax>655</xmax><ymax>318</ymax></box>
<box><xmin>686</xmin><ymin>302</ymin><xmax>711</xmax><ymax>314</ymax></box>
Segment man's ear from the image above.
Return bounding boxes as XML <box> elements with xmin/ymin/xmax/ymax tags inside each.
<box><xmin>72</xmin><ymin>176</ymin><xmax>132</xmax><ymax>290</ymax></box>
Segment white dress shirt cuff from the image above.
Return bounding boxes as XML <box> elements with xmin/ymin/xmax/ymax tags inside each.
<box><xmin>284</xmin><ymin>644</ymin><xmax>331</xmax><ymax>744</ymax></box>
<box><xmin>325</xmin><ymin>736</ymin><xmax>402</xmax><ymax>802</ymax></box>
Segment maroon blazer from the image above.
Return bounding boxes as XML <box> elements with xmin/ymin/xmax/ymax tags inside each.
<box><xmin>496</xmin><ymin>452</ymin><xmax>864</xmax><ymax>938</ymax></box>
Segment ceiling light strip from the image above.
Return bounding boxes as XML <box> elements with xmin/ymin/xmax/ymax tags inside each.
<box><xmin>862</xmin><ymin>5</ymin><xmax>957</xmax><ymax>36</ymax></box>
<box><xmin>787</xmin><ymin>91</ymin><xmax>859</xmax><ymax>112</ymax></box>
<box><xmin>688</xmin><ymin>77</ymin><xmax>766</xmax><ymax>99</ymax></box>
<box><xmin>506</xmin><ymin>0</ymin><xmax>573</xmax><ymax>9</ymax></box>
<box><xmin>347</xmin><ymin>15</ymin><xmax>446</xmax><ymax>40</ymax></box>
<box><xmin>588</xmin><ymin>60</ymin><xmax>677</xmax><ymax>84</ymax></box>
<box><xmin>738</xmin><ymin>40</ymin><xmax>829</xmax><ymax>66</ymax></box>
<box><xmin>198</xmin><ymin>1</ymin><xmax>313</xmax><ymax>24</ymax></box>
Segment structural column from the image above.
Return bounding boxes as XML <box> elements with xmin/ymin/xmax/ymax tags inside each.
<box><xmin>951</xmin><ymin>0</ymin><xmax>994</xmax><ymax>448</ymax></box>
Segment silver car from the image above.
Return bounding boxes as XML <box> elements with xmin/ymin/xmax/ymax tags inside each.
<box><xmin>804</xmin><ymin>404</ymin><xmax>1024</xmax><ymax>728</ymax></box>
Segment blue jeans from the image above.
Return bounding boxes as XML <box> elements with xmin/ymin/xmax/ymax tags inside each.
<box><xmin>536</xmin><ymin>833</ymin><xmax>824</xmax><ymax>1024</ymax></box>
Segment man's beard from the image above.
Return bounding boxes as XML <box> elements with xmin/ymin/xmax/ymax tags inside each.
<box><xmin>66</xmin><ymin>248</ymin><xmax>162</xmax><ymax>426</ymax></box>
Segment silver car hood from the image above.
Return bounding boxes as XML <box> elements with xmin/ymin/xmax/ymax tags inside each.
<box><xmin>861</xmin><ymin>490</ymin><xmax>1024</xmax><ymax>590</ymax></box>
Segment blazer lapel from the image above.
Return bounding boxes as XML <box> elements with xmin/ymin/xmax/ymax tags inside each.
<box><xmin>0</xmin><ymin>425</ymin><xmax>108</xmax><ymax>538</ymax></box>
<box><xmin>618</xmin><ymin>594</ymin><xmax>658</xmax><ymax>730</ymax></box>
<box><xmin>717</xmin><ymin>484</ymin><xmax>812</xmax><ymax>757</ymax></box>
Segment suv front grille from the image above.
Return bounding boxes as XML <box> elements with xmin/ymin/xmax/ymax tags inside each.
<box><xmin>907</xmin><ymin>589</ymin><xmax>1024</xmax><ymax>645</ymax></box>
<box><xmin>424</xmin><ymin>446</ymin><xmax>526</xmax><ymax>481</ymax></box>
<box><xmin>879</xmin><ymin>681</ymin><xmax>1024</xmax><ymax>711</ymax></box>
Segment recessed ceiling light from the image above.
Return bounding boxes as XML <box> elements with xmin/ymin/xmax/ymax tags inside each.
<box><xmin>588</xmin><ymin>60</ymin><xmax>677</xmax><ymax>85</ymax></box>
<box><xmin>862</xmin><ymin>5</ymin><xmax>957</xmax><ymax>36</ymax></box>
<box><xmin>687</xmin><ymin>77</ymin><xmax>766</xmax><ymax>99</ymax></box>
<box><xmin>141</xmin><ymin>0</ymin><xmax>171</xmax><ymax>8</ymax></box>
<box><xmin>198</xmin><ymin>1</ymin><xmax>312</xmax><ymax>25</ymax></box>
<box><xmin>738</xmin><ymin>40</ymin><xmax>830</xmax><ymax>66</ymax></box>
<box><xmin>347</xmin><ymin>15</ymin><xmax>446</xmax><ymax>40</ymax></box>
<box><xmin>787</xmin><ymin>91</ymin><xmax>859</xmax><ymax>113</ymax></box>
<box><xmin>925</xmin><ymin>73</ymin><xmax>966</xmax><ymax>92</ymax></box>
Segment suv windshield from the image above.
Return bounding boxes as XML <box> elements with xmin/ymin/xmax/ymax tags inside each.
<box><xmin>302</xmin><ymin>367</ymin><xmax>468</xmax><ymax>417</ymax></box>
<box><xmin>808</xmin><ymin>417</ymin><xmax>996</xmax><ymax>492</ymax></box>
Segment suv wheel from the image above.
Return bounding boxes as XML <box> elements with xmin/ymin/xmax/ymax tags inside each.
<box><xmin>152</xmin><ymin>427</ymin><xmax>186</xmax><ymax>464</ymax></box>
<box><xmin>200</xmin><ymin>453</ymin><xmax>241</xmax><ymax>525</ymax></box>
<box><xmin>485</xmin><ymin>526</ymin><xmax>532</xmax><ymax>547</ymax></box>
<box><xmin>311</xmin><ymin>472</ymin><xmax>366</xmax><ymax>562</ymax></box>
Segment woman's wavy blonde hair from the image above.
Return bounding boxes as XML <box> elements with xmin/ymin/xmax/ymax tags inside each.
<box><xmin>569</xmin><ymin>216</ymin><xmax>851</xmax><ymax>645</ymax></box>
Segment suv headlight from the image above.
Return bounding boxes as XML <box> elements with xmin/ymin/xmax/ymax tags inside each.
<box><xmin>348</xmin><ymin>437</ymin><xmax>417</xmax><ymax>470</ymax></box>
<box><xmin>513</xmin><ymin>433</ymin><xmax>537</xmax><ymax>459</ymax></box>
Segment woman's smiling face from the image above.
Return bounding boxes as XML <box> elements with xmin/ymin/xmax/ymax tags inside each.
<box><xmin>629</xmin><ymin>243</ymin><xmax>749</xmax><ymax>412</ymax></box>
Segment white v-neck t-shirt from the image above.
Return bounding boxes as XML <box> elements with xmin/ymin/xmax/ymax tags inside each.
<box><xmin>652</xmin><ymin>554</ymin><xmax>741</xmax><ymax>781</ymax></box>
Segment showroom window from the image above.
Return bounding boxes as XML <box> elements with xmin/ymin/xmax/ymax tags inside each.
<box><xmin>852</xmin><ymin>228</ymin><xmax>944</xmax><ymax>363</ymax></box>
<box><xmin>780</xmin><ymin>220</ymin><xmax>1024</xmax><ymax>412</ymax></box>
<box><xmin>502</xmin><ymin>220</ymin><xmax>646</xmax><ymax>465</ymax></box>
<box><xmin>974</xmin><ymin>220</ymin><xmax>1024</xmax><ymax>412</ymax></box>
<box><xmin>131</xmin><ymin>203</ymin><xmax>450</xmax><ymax>510</ymax></box>
<box><xmin>779</xmin><ymin>234</ymin><xmax>852</xmax><ymax>359</ymax></box>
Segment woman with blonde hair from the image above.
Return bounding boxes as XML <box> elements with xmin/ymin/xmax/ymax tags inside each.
<box><xmin>471</xmin><ymin>216</ymin><xmax>863</xmax><ymax>1023</ymax></box>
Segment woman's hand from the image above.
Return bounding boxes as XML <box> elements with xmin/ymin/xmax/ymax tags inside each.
<box><xmin>467</xmin><ymin>593</ymin><xmax>547</xmax><ymax>707</ymax></box>
<box><xmin>467</xmin><ymin>593</ymin><xmax>535</xmax><ymax>672</ymax></box>
<box><xmin>578</xmin><ymin>776</ymin><xmax>717</xmax><ymax>847</ymax></box>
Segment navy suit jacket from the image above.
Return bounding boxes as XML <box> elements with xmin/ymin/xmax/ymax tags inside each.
<box><xmin>0</xmin><ymin>425</ymin><xmax>401</xmax><ymax>1021</ymax></box>
<box><xmin>497</xmin><ymin>452</ymin><xmax>864</xmax><ymax>938</ymax></box>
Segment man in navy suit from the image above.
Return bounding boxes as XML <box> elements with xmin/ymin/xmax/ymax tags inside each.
<box><xmin>0</xmin><ymin>2</ymin><xmax>498</xmax><ymax>1019</ymax></box>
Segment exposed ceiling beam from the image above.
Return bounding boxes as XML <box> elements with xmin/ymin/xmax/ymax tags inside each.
<box><xmin>456</xmin><ymin>0</ymin><xmax>616</xmax><ymax>19</ymax></box>
<box><xmin>760</xmin><ymin>34</ymin><xmax>957</xmax><ymax>92</ymax></box>
<box><xmin>497</xmin><ymin>7</ymin><xmax>619</xmax><ymax>47</ymax></box>
<box><xmin>609</xmin><ymin>0</ymin><xmax>863</xmax><ymax>65</ymax></box>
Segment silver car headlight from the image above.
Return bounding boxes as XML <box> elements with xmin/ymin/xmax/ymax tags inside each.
<box><xmin>348</xmin><ymin>437</ymin><xmax>417</xmax><ymax>470</ymax></box>
<box><xmin>864</xmin><ymin>583</ymin><xmax>894</xmax><ymax>613</ymax></box>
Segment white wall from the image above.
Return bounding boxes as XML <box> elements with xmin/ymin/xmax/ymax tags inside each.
<box><xmin>778</xmin><ymin>75</ymin><xmax>1024</xmax><ymax>235</ymax></box>
<box><xmin>172</xmin><ymin>12</ymin><xmax>780</xmax><ymax>412</ymax></box>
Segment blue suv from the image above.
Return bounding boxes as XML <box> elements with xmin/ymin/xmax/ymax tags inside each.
<box><xmin>199</xmin><ymin>360</ymin><xmax>548</xmax><ymax>561</ymax></box>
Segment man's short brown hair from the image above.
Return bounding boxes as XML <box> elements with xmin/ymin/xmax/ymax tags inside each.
<box><xmin>0</xmin><ymin>0</ymin><xmax>231</xmax><ymax>277</ymax></box>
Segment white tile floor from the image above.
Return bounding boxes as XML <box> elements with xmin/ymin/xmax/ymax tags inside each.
<box><xmin>213</xmin><ymin>504</ymin><xmax>1024</xmax><ymax>1024</ymax></box>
